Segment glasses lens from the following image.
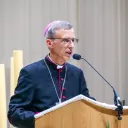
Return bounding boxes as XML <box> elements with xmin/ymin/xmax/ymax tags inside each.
<box><xmin>74</xmin><ymin>38</ymin><xmax>79</xmax><ymax>43</ymax></box>
<box><xmin>48</xmin><ymin>38</ymin><xmax>79</xmax><ymax>44</ymax></box>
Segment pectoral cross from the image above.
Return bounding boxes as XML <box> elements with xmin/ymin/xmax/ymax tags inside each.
<box><xmin>56</xmin><ymin>99</ymin><xmax>61</xmax><ymax>105</ymax></box>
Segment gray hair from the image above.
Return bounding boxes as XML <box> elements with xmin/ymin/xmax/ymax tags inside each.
<box><xmin>44</xmin><ymin>21</ymin><xmax>73</xmax><ymax>39</ymax></box>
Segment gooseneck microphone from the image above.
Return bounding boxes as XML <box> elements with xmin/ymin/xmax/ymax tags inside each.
<box><xmin>73</xmin><ymin>53</ymin><xmax>123</xmax><ymax>120</ymax></box>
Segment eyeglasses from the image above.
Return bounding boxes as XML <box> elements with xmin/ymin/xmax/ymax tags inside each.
<box><xmin>49</xmin><ymin>38</ymin><xmax>79</xmax><ymax>44</ymax></box>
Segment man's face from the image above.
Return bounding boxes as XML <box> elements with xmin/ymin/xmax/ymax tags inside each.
<box><xmin>47</xmin><ymin>28</ymin><xmax>75</xmax><ymax>62</ymax></box>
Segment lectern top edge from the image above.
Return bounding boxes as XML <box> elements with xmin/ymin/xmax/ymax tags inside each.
<box><xmin>35</xmin><ymin>94</ymin><xmax>127</xmax><ymax>119</ymax></box>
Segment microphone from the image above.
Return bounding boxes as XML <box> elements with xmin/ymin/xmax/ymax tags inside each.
<box><xmin>73</xmin><ymin>53</ymin><xmax>123</xmax><ymax>120</ymax></box>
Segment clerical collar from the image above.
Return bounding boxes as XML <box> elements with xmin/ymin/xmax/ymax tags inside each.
<box><xmin>45</xmin><ymin>55</ymin><xmax>65</xmax><ymax>69</ymax></box>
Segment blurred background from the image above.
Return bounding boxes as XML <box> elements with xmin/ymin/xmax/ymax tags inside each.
<box><xmin>0</xmin><ymin>0</ymin><xmax>128</xmax><ymax>127</ymax></box>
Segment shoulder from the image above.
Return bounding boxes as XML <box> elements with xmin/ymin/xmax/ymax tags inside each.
<box><xmin>66</xmin><ymin>63</ymin><xmax>83</xmax><ymax>73</ymax></box>
<box><xmin>21</xmin><ymin>59</ymin><xmax>45</xmax><ymax>74</ymax></box>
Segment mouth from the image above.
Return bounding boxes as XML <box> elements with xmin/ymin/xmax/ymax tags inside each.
<box><xmin>65</xmin><ymin>51</ymin><xmax>72</xmax><ymax>56</ymax></box>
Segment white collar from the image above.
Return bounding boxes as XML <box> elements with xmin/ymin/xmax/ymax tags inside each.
<box><xmin>48</xmin><ymin>55</ymin><xmax>64</xmax><ymax>69</ymax></box>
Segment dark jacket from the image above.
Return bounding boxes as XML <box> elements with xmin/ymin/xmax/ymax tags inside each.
<box><xmin>8</xmin><ymin>56</ymin><xmax>93</xmax><ymax>128</ymax></box>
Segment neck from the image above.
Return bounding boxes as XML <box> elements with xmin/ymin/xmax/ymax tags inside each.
<box><xmin>49</xmin><ymin>53</ymin><xmax>65</xmax><ymax>65</ymax></box>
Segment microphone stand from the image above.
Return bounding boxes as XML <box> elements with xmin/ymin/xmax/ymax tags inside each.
<box><xmin>81</xmin><ymin>57</ymin><xmax>123</xmax><ymax>120</ymax></box>
<box><xmin>114</xmin><ymin>94</ymin><xmax>123</xmax><ymax>120</ymax></box>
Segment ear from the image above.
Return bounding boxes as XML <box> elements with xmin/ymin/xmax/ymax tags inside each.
<box><xmin>46</xmin><ymin>39</ymin><xmax>53</xmax><ymax>49</ymax></box>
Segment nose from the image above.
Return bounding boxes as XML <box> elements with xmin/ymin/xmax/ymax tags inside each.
<box><xmin>69</xmin><ymin>42</ymin><xmax>74</xmax><ymax>48</ymax></box>
<box><xmin>69</xmin><ymin>40</ymin><xmax>75</xmax><ymax>48</ymax></box>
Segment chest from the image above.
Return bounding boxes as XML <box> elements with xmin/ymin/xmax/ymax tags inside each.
<box><xmin>33</xmin><ymin>68</ymin><xmax>80</xmax><ymax>102</ymax></box>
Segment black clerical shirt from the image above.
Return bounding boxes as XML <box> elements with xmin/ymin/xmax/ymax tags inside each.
<box><xmin>8</xmin><ymin>55</ymin><xmax>93</xmax><ymax>128</ymax></box>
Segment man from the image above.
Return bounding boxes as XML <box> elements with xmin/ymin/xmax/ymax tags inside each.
<box><xmin>8</xmin><ymin>21</ymin><xmax>94</xmax><ymax>128</ymax></box>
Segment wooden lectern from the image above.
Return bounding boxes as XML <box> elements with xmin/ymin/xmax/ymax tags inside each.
<box><xmin>35</xmin><ymin>95</ymin><xmax>128</xmax><ymax>128</ymax></box>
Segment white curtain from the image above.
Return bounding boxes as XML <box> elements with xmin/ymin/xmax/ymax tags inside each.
<box><xmin>77</xmin><ymin>0</ymin><xmax>127</xmax><ymax>104</ymax></box>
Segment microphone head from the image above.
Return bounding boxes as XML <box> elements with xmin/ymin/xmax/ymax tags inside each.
<box><xmin>72</xmin><ymin>54</ymin><xmax>81</xmax><ymax>60</ymax></box>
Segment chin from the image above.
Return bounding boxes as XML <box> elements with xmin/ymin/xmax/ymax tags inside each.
<box><xmin>63</xmin><ymin>56</ymin><xmax>71</xmax><ymax>62</ymax></box>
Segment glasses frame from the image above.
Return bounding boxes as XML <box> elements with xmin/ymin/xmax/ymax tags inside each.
<box><xmin>48</xmin><ymin>38</ymin><xmax>79</xmax><ymax>44</ymax></box>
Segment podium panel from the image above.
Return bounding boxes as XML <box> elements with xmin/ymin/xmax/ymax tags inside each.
<box><xmin>35</xmin><ymin>95</ymin><xmax>128</xmax><ymax>128</ymax></box>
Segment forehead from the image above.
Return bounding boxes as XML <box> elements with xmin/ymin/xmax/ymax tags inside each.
<box><xmin>55</xmin><ymin>28</ymin><xmax>75</xmax><ymax>38</ymax></box>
